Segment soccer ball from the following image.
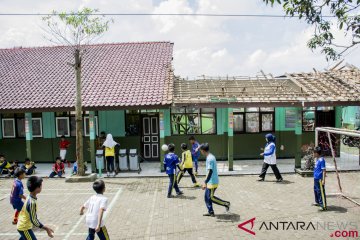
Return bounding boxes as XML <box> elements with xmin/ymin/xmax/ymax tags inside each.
<box><xmin>161</xmin><ymin>144</ymin><xmax>169</xmax><ymax>152</ymax></box>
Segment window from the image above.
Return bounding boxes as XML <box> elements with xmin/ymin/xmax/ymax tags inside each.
<box><xmin>84</xmin><ymin>116</ymin><xmax>99</xmax><ymax>136</ymax></box>
<box><xmin>32</xmin><ymin>118</ymin><xmax>43</xmax><ymax>137</ymax></box>
<box><xmin>233</xmin><ymin>108</ymin><xmax>274</xmax><ymax>133</ymax></box>
<box><xmin>125</xmin><ymin>110</ymin><xmax>140</xmax><ymax>136</ymax></box>
<box><xmin>16</xmin><ymin>118</ymin><xmax>25</xmax><ymax>137</ymax></box>
<box><xmin>2</xmin><ymin>119</ymin><xmax>16</xmax><ymax>138</ymax></box>
<box><xmin>171</xmin><ymin>108</ymin><xmax>216</xmax><ymax>135</ymax></box>
<box><xmin>246</xmin><ymin>112</ymin><xmax>260</xmax><ymax>132</ymax></box>
<box><xmin>302</xmin><ymin>107</ymin><xmax>335</xmax><ymax>131</ymax></box>
<box><xmin>56</xmin><ymin>117</ymin><xmax>70</xmax><ymax>137</ymax></box>
<box><xmin>285</xmin><ymin>109</ymin><xmax>297</xmax><ymax>128</ymax></box>
<box><xmin>302</xmin><ymin>107</ymin><xmax>315</xmax><ymax>131</ymax></box>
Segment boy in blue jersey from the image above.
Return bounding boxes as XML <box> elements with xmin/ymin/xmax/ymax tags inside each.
<box><xmin>10</xmin><ymin>168</ymin><xmax>26</xmax><ymax>224</ymax></box>
<box><xmin>200</xmin><ymin>143</ymin><xmax>230</xmax><ymax>217</ymax></box>
<box><xmin>17</xmin><ymin>176</ymin><xmax>54</xmax><ymax>239</ymax></box>
<box><xmin>189</xmin><ymin>136</ymin><xmax>200</xmax><ymax>175</ymax></box>
<box><xmin>312</xmin><ymin>146</ymin><xmax>327</xmax><ymax>211</ymax></box>
<box><xmin>163</xmin><ymin>144</ymin><xmax>183</xmax><ymax>198</ymax></box>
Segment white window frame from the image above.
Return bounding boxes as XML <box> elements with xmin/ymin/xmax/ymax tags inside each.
<box><xmin>2</xmin><ymin>118</ymin><xmax>16</xmax><ymax>138</ymax></box>
<box><xmin>83</xmin><ymin>116</ymin><xmax>99</xmax><ymax>137</ymax></box>
<box><xmin>32</xmin><ymin>118</ymin><xmax>43</xmax><ymax>138</ymax></box>
<box><xmin>56</xmin><ymin>117</ymin><xmax>70</xmax><ymax>137</ymax></box>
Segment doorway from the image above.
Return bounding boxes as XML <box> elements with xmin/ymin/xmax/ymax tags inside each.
<box><xmin>141</xmin><ymin>114</ymin><xmax>160</xmax><ymax>161</ymax></box>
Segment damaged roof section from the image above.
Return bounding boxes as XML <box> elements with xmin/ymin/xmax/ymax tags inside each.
<box><xmin>173</xmin><ymin>67</ymin><xmax>360</xmax><ymax>107</ymax></box>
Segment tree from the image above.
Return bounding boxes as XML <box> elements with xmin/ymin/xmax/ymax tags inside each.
<box><xmin>263</xmin><ymin>0</ymin><xmax>360</xmax><ymax>60</ymax></box>
<box><xmin>42</xmin><ymin>8</ymin><xmax>113</xmax><ymax>176</ymax></box>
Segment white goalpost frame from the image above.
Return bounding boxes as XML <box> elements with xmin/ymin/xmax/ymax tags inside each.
<box><xmin>315</xmin><ymin>127</ymin><xmax>360</xmax><ymax>206</ymax></box>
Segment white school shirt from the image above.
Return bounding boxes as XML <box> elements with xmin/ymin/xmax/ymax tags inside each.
<box><xmin>263</xmin><ymin>142</ymin><xmax>277</xmax><ymax>165</ymax></box>
<box><xmin>84</xmin><ymin>194</ymin><xmax>108</xmax><ymax>229</ymax></box>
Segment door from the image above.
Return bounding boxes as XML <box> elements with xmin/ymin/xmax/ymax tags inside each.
<box><xmin>141</xmin><ymin>114</ymin><xmax>160</xmax><ymax>161</ymax></box>
<box><xmin>316</xmin><ymin>110</ymin><xmax>337</xmax><ymax>156</ymax></box>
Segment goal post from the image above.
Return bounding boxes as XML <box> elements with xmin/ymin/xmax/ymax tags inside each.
<box><xmin>315</xmin><ymin>127</ymin><xmax>360</xmax><ymax>206</ymax></box>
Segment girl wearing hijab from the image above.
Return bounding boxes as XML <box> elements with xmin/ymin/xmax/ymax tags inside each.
<box><xmin>102</xmin><ymin>134</ymin><xmax>119</xmax><ymax>177</ymax></box>
<box><xmin>257</xmin><ymin>133</ymin><xmax>283</xmax><ymax>182</ymax></box>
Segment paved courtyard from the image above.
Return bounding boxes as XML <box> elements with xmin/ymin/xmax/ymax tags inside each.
<box><xmin>0</xmin><ymin>172</ymin><xmax>359</xmax><ymax>240</ymax></box>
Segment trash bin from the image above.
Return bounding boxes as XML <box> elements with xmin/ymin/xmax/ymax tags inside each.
<box><xmin>119</xmin><ymin>149</ymin><xmax>128</xmax><ymax>171</ymax></box>
<box><xmin>96</xmin><ymin>150</ymin><xmax>105</xmax><ymax>170</ymax></box>
<box><xmin>129</xmin><ymin>149</ymin><xmax>139</xmax><ymax>171</ymax></box>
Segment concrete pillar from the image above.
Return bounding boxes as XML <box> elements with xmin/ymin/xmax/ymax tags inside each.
<box><xmin>159</xmin><ymin>110</ymin><xmax>165</xmax><ymax>172</ymax></box>
<box><xmin>228</xmin><ymin>108</ymin><xmax>234</xmax><ymax>171</ymax></box>
<box><xmin>25</xmin><ymin>113</ymin><xmax>33</xmax><ymax>159</ymax></box>
<box><xmin>89</xmin><ymin>111</ymin><xmax>96</xmax><ymax>173</ymax></box>
<box><xmin>295</xmin><ymin>108</ymin><xmax>302</xmax><ymax>169</ymax></box>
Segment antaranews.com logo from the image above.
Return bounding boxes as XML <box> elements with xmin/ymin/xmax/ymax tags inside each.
<box><xmin>238</xmin><ymin>218</ymin><xmax>359</xmax><ymax>238</ymax></box>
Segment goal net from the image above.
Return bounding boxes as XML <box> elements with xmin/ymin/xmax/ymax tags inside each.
<box><xmin>314</xmin><ymin>127</ymin><xmax>360</xmax><ymax>206</ymax></box>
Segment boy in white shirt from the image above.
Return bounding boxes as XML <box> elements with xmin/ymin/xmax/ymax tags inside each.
<box><xmin>80</xmin><ymin>180</ymin><xmax>110</xmax><ymax>240</ymax></box>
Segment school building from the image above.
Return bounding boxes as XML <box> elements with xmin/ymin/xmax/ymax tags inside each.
<box><xmin>0</xmin><ymin>42</ymin><xmax>359</xmax><ymax>171</ymax></box>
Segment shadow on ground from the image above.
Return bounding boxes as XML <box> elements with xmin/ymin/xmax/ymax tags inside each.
<box><xmin>325</xmin><ymin>205</ymin><xmax>348</xmax><ymax>213</ymax></box>
<box><xmin>215</xmin><ymin>213</ymin><xmax>240</xmax><ymax>223</ymax></box>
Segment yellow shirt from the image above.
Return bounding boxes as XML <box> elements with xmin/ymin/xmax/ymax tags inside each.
<box><xmin>105</xmin><ymin>147</ymin><xmax>115</xmax><ymax>157</ymax></box>
<box><xmin>17</xmin><ymin>196</ymin><xmax>43</xmax><ymax>231</ymax></box>
<box><xmin>180</xmin><ymin>150</ymin><xmax>193</xmax><ymax>169</ymax></box>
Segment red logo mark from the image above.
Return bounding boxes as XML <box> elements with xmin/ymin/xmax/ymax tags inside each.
<box><xmin>238</xmin><ymin>217</ymin><xmax>256</xmax><ymax>236</ymax></box>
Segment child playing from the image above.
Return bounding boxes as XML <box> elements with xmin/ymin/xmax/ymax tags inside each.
<box><xmin>8</xmin><ymin>160</ymin><xmax>20</xmax><ymax>177</ymax></box>
<box><xmin>21</xmin><ymin>158</ymin><xmax>37</xmax><ymax>176</ymax></box>
<box><xmin>59</xmin><ymin>135</ymin><xmax>71</xmax><ymax>167</ymax></box>
<box><xmin>200</xmin><ymin>143</ymin><xmax>230</xmax><ymax>217</ymax></box>
<box><xmin>102</xmin><ymin>134</ymin><xmax>119</xmax><ymax>177</ymax></box>
<box><xmin>163</xmin><ymin>144</ymin><xmax>183</xmax><ymax>198</ymax></box>
<box><xmin>0</xmin><ymin>154</ymin><xmax>11</xmax><ymax>175</ymax></box>
<box><xmin>312</xmin><ymin>146</ymin><xmax>327</xmax><ymax>211</ymax></box>
<box><xmin>72</xmin><ymin>160</ymin><xmax>78</xmax><ymax>175</ymax></box>
<box><xmin>80</xmin><ymin>180</ymin><xmax>110</xmax><ymax>240</ymax></box>
<box><xmin>10</xmin><ymin>168</ymin><xmax>26</xmax><ymax>224</ymax></box>
<box><xmin>189</xmin><ymin>136</ymin><xmax>200</xmax><ymax>175</ymax></box>
<box><xmin>17</xmin><ymin>176</ymin><xmax>54</xmax><ymax>239</ymax></box>
<box><xmin>257</xmin><ymin>133</ymin><xmax>283</xmax><ymax>182</ymax></box>
<box><xmin>49</xmin><ymin>157</ymin><xmax>65</xmax><ymax>178</ymax></box>
<box><xmin>177</xmin><ymin>143</ymin><xmax>200</xmax><ymax>187</ymax></box>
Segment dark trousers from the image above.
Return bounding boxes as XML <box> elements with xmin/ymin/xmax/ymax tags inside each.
<box><xmin>204</xmin><ymin>187</ymin><xmax>230</xmax><ymax>214</ymax></box>
<box><xmin>259</xmin><ymin>162</ymin><xmax>282</xmax><ymax>180</ymax></box>
<box><xmin>49</xmin><ymin>171</ymin><xmax>63</xmax><ymax>178</ymax></box>
<box><xmin>177</xmin><ymin>168</ymin><xmax>197</xmax><ymax>184</ymax></box>
<box><xmin>193</xmin><ymin>157</ymin><xmax>199</xmax><ymax>172</ymax></box>
<box><xmin>86</xmin><ymin>226</ymin><xmax>110</xmax><ymax>240</ymax></box>
<box><xmin>314</xmin><ymin>179</ymin><xmax>327</xmax><ymax>208</ymax></box>
<box><xmin>18</xmin><ymin>229</ymin><xmax>37</xmax><ymax>240</ymax></box>
<box><xmin>106</xmin><ymin>156</ymin><xmax>115</xmax><ymax>173</ymax></box>
<box><xmin>167</xmin><ymin>174</ymin><xmax>180</xmax><ymax>196</ymax></box>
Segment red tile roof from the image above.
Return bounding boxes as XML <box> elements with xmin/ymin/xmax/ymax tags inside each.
<box><xmin>0</xmin><ymin>42</ymin><xmax>174</xmax><ymax>112</ymax></box>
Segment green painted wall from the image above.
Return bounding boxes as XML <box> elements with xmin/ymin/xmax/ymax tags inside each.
<box><xmin>342</xmin><ymin>106</ymin><xmax>360</xmax><ymax>128</ymax></box>
<box><xmin>42</xmin><ymin>112</ymin><xmax>56</xmax><ymax>138</ymax></box>
<box><xmin>164</xmin><ymin>109</ymin><xmax>171</xmax><ymax>137</ymax></box>
<box><xmin>99</xmin><ymin>110</ymin><xmax>125</xmax><ymax>137</ymax></box>
<box><xmin>216</xmin><ymin>108</ymin><xmax>225</xmax><ymax>135</ymax></box>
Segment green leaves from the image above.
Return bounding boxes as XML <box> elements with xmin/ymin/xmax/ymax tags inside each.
<box><xmin>263</xmin><ymin>0</ymin><xmax>360</xmax><ymax>61</ymax></box>
<box><xmin>41</xmin><ymin>8</ymin><xmax>113</xmax><ymax>48</ymax></box>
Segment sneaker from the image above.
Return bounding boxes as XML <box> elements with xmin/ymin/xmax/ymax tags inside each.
<box><xmin>319</xmin><ymin>207</ymin><xmax>327</xmax><ymax>211</ymax></box>
<box><xmin>277</xmin><ymin>178</ymin><xmax>283</xmax><ymax>182</ymax></box>
<box><xmin>112</xmin><ymin>172</ymin><xmax>116</xmax><ymax>177</ymax></box>
<box><xmin>167</xmin><ymin>195</ymin><xmax>173</xmax><ymax>198</ymax></box>
<box><xmin>225</xmin><ymin>202</ymin><xmax>231</xmax><ymax>212</ymax></box>
<box><xmin>257</xmin><ymin>178</ymin><xmax>264</xmax><ymax>182</ymax></box>
<box><xmin>203</xmin><ymin>213</ymin><xmax>215</xmax><ymax>217</ymax></box>
<box><xmin>176</xmin><ymin>191</ymin><xmax>184</xmax><ymax>196</ymax></box>
<box><xmin>193</xmin><ymin>183</ymin><xmax>200</xmax><ymax>187</ymax></box>
<box><xmin>106</xmin><ymin>172</ymin><xmax>110</xmax><ymax>177</ymax></box>
<box><xmin>195</xmin><ymin>172</ymin><xmax>198</xmax><ymax>176</ymax></box>
<box><xmin>311</xmin><ymin>203</ymin><xmax>320</xmax><ymax>207</ymax></box>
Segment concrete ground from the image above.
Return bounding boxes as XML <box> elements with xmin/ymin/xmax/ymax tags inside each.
<box><xmin>0</xmin><ymin>172</ymin><xmax>359</xmax><ymax>240</ymax></box>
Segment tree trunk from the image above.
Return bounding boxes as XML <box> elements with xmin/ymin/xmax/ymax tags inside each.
<box><xmin>75</xmin><ymin>49</ymin><xmax>85</xmax><ymax>176</ymax></box>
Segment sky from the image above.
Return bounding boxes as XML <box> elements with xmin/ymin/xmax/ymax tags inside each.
<box><xmin>0</xmin><ymin>0</ymin><xmax>359</xmax><ymax>78</ymax></box>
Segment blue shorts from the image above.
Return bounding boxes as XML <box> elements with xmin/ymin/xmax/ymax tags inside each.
<box><xmin>12</xmin><ymin>201</ymin><xmax>24</xmax><ymax>211</ymax></box>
